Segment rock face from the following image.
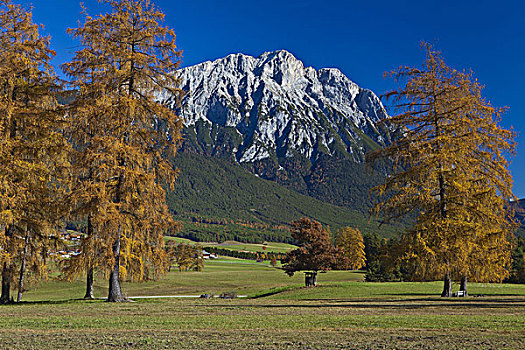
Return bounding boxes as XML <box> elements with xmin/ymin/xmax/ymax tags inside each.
<box><xmin>158</xmin><ymin>50</ymin><xmax>393</xmax><ymax>208</ymax></box>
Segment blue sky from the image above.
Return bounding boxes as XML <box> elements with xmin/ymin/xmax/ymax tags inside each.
<box><xmin>19</xmin><ymin>0</ymin><xmax>525</xmax><ymax>197</ymax></box>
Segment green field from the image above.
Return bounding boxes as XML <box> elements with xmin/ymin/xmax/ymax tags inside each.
<box><xmin>22</xmin><ymin>257</ymin><xmax>359</xmax><ymax>300</ymax></box>
<box><xmin>166</xmin><ymin>236</ymin><xmax>297</xmax><ymax>254</ymax></box>
<box><xmin>3</xmin><ymin>258</ymin><xmax>525</xmax><ymax>349</ymax></box>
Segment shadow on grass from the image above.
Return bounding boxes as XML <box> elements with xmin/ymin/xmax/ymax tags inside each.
<box><xmin>303</xmin><ymin>296</ymin><xmax>525</xmax><ymax>304</ymax></box>
<box><xmin>251</xmin><ymin>286</ymin><xmax>300</xmax><ymax>298</ymax></box>
<box><xmin>209</xmin><ymin>294</ymin><xmax>525</xmax><ymax>310</ymax></box>
<box><xmin>384</xmin><ymin>293</ymin><xmax>440</xmax><ymax>297</ymax></box>
<box><xmin>386</xmin><ymin>292</ymin><xmax>525</xmax><ymax>297</ymax></box>
<box><xmin>3</xmin><ymin>298</ymin><xmax>102</xmax><ymax>306</ymax></box>
<box><xmin>200</xmin><ymin>299</ymin><xmax>525</xmax><ymax>310</ymax></box>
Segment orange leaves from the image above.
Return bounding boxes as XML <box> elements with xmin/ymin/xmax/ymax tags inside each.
<box><xmin>282</xmin><ymin>218</ymin><xmax>343</xmax><ymax>276</ymax></box>
<box><xmin>62</xmin><ymin>0</ymin><xmax>183</xmax><ymax>284</ymax></box>
<box><xmin>0</xmin><ymin>0</ymin><xmax>70</xmax><ymax>294</ymax></box>
<box><xmin>335</xmin><ymin>227</ymin><xmax>366</xmax><ymax>270</ymax></box>
<box><xmin>165</xmin><ymin>242</ymin><xmax>203</xmax><ymax>273</ymax></box>
<box><xmin>368</xmin><ymin>43</ymin><xmax>516</xmax><ymax>282</ymax></box>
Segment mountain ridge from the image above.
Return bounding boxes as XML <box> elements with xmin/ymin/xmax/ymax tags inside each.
<box><xmin>159</xmin><ymin>50</ymin><xmax>394</xmax><ymax>209</ymax></box>
<box><xmin>159</xmin><ymin>50</ymin><xmax>392</xmax><ymax>163</ymax></box>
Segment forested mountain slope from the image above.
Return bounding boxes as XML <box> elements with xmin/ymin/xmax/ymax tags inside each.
<box><xmin>167</xmin><ymin>153</ymin><xmax>402</xmax><ymax>242</ymax></box>
<box><xmin>158</xmin><ymin>50</ymin><xmax>396</xmax><ymax>209</ymax></box>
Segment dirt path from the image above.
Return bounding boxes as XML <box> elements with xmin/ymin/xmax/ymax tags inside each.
<box><xmin>97</xmin><ymin>295</ymin><xmax>248</xmax><ymax>300</ymax></box>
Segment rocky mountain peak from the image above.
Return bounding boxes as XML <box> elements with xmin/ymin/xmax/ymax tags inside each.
<box><xmin>159</xmin><ymin>50</ymin><xmax>392</xmax><ymax>165</ymax></box>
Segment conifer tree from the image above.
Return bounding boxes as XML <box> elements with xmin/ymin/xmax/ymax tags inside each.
<box><xmin>368</xmin><ymin>43</ymin><xmax>516</xmax><ymax>296</ymax></box>
<box><xmin>507</xmin><ymin>237</ymin><xmax>525</xmax><ymax>283</ymax></box>
<box><xmin>62</xmin><ymin>0</ymin><xmax>182</xmax><ymax>302</ymax></box>
<box><xmin>0</xmin><ymin>0</ymin><xmax>68</xmax><ymax>303</ymax></box>
<box><xmin>335</xmin><ymin>227</ymin><xmax>366</xmax><ymax>270</ymax></box>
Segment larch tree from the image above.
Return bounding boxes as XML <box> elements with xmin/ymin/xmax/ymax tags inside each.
<box><xmin>367</xmin><ymin>43</ymin><xmax>516</xmax><ymax>297</ymax></box>
<box><xmin>0</xmin><ymin>0</ymin><xmax>69</xmax><ymax>303</ymax></box>
<box><xmin>62</xmin><ymin>0</ymin><xmax>182</xmax><ymax>302</ymax></box>
<box><xmin>282</xmin><ymin>217</ymin><xmax>343</xmax><ymax>286</ymax></box>
<box><xmin>459</xmin><ymin>179</ymin><xmax>515</xmax><ymax>295</ymax></box>
<box><xmin>334</xmin><ymin>227</ymin><xmax>366</xmax><ymax>270</ymax></box>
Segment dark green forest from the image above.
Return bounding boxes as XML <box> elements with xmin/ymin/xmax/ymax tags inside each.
<box><xmin>166</xmin><ymin>152</ymin><xmax>403</xmax><ymax>243</ymax></box>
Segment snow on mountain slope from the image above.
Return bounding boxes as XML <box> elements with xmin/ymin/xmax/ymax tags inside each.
<box><xmin>158</xmin><ymin>50</ymin><xmax>392</xmax><ymax>164</ymax></box>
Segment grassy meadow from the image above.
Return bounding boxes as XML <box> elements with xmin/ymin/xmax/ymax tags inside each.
<box><xmin>165</xmin><ymin>236</ymin><xmax>297</xmax><ymax>254</ymax></box>
<box><xmin>1</xmin><ymin>257</ymin><xmax>523</xmax><ymax>349</ymax></box>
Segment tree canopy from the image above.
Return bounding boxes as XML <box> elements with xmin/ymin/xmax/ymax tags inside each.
<box><xmin>0</xmin><ymin>0</ymin><xmax>69</xmax><ymax>303</ymax></box>
<box><xmin>368</xmin><ymin>43</ymin><xmax>516</xmax><ymax>296</ymax></box>
<box><xmin>282</xmin><ymin>217</ymin><xmax>343</xmax><ymax>285</ymax></box>
<box><xmin>62</xmin><ymin>0</ymin><xmax>183</xmax><ymax>302</ymax></box>
<box><xmin>335</xmin><ymin>227</ymin><xmax>366</xmax><ymax>270</ymax></box>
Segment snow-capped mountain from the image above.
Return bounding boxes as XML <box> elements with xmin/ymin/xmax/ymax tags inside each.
<box><xmin>159</xmin><ymin>50</ymin><xmax>391</xmax><ymax>164</ymax></box>
<box><xmin>158</xmin><ymin>50</ymin><xmax>393</xmax><ymax>208</ymax></box>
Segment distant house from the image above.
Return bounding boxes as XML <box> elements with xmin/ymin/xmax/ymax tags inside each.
<box><xmin>202</xmin><ymin>250</ymin><xmax>217</xmax><ymax>259</ymax></box>
<box><xmin>55</xmin><ymin>250</ymin><xmax>81</xmax><ymax>259</ymax></box>
<box><xmin>60</xmin><ymin>232</ymin><xmax>82</xmax><ymax>242</ymax></box>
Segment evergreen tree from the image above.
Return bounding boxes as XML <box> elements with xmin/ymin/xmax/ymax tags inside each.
<box><xmin>62</xmin><ymin>0</ymin><xmax>183</xmax><ymax>302</ymax></box>
<box><xmin>368</xmin><ymin>43</ymin><xmax>516</xmax><ymax>296</ymax></box>
<box><xmin>506</xmin><ymin>237</ymin><xmax>525</xmax><ymax>283</ymax></box>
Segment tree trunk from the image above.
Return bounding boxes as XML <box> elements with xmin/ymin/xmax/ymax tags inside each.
<box><xmin>84</xmin><ymin>214</ymin><xmax>95</xmax><ymax>300</ymax></box>
<box><xmin>107</xmin><ymin>226</ymin><xmax>126</xmax><ymax>302</ymax></box>
<box><xmin>84</xmin><ymin>267</ymin><xmax>95</xmax><ymax>300</ymax></box>
<box><xmin>1</xmin><ymin>226</ymin><xmax>14</xmax><ymax>304</ymax></box>
<box><xmin>441</xmin><ymin>273</ymin><xmax>452</xmax><ymax>297</ymax></box>
<box><xmin>107</xmin><ymin>162</ymin><xmax>127</xmax><ymax>302</ymax></box>
<box><xmin>0</xmin><ymin>262</ymin><xmax>12</xmax><ymax>304</ymax></box>
<box><xmin>460</xmin><ymin>276</ymin><xmax>468</xmax><ymax>296</ymax></box>
<box><xmin>305</xmin><ymin>272</ymin><xmax>317</xmax><ymax>287</ymax></box>
<box><xmin>17</xmin><ymin>234</ymin><xmax>29</xmax><ymax>303</ymax></box>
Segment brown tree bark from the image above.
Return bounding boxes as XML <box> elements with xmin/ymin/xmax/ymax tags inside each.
<box><xmin>0</xmin><ymin>262</ymin><xmax>12</xmax><ymax>304</ymax></box>
<box><xmin>441</xmin><ymin>273</ymin><xmax>452</xmax><ymax>297</ymax></box>
<box><xmin>107</xmin><ymin>167</ymin><xmax>127</xmax><ymax>302</ymax></box>
<box><xmin>304</xmin><ymin>272</ymin><xmax>317</xmax><ymax>287</ymax></box>
<box><xmin>107</xmin><ymin>226</ymin><xmax>126</xmax><ymax>302</ymax></box>
<box><xmin>0</xmin><ymin>227</ymin><xmax>14</xmax><ymax>304</ymax></box>
<box><xmin>84</xmin><ymin>214</ymin><xmax>95</xmax><ymax>300</ymax></box>
<box><xmin>459</xmin><ymin>276</ymin><xmax>468</xmax><ymax>296</ymax></box>
<box><xmin>84</xmin><ymin>267</ymin><xmax>95</xmax><ymax>300</ymax></box>
<box><xmin>17</xmin><ymin>234</ymin><xmax>29</xmax><ymax>303</ymax></box>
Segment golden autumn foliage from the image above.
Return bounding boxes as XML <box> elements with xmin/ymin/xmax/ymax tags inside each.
<box><xmin>368</xmin><ymin>43</ymin><xmax>516</xmax><ymax>294</ymax></box>
<box><xmin>335</xmin><ymin>227</ymin><xmax>366</xmax><ymax>270</ymax></box>
<box><xmin>0</xmin><ymin>0</ymin><xmax>69</xmax><ymax>303</ymax></box>
<box><xmin>165</xmin><ymin>241</ymin><xmax>204</xmax><ymax>272</ymax></box>
<box><xmin>61</xmin><ymin>0</ymin><xmax>182</xmax><ymax>301</ymax></box>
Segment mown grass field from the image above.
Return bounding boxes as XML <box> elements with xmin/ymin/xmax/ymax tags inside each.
<box><xmin>3</xmin><ymin>258</ymin><xmax>525</xmax><ymax>349</ymax></box>
<box><xmin>165</xmin><ymin>236</ymin><xmax>297</xmax><ymax>254</ymax></box>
